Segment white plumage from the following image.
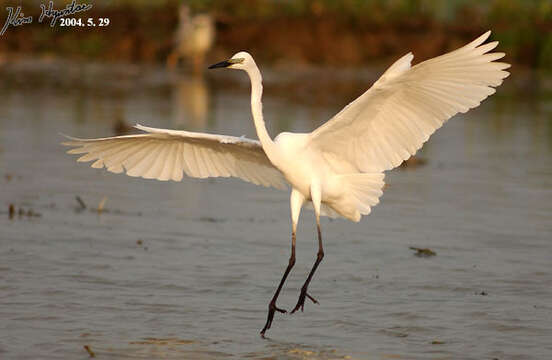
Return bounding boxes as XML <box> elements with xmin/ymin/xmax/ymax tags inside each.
<box><xmin>63</xmin><ymin>124</ymin><xmax>287</xmax><ymax>190</ymax></box>
<box><xmin>63</xmin><ymin>31</ymin><xmax>509</xmax><ymax>336</ymax></box>
<box><xmin>310</xmin><ymin>32</ymin><xmax>509</xmax><ymax>174</ymax></box>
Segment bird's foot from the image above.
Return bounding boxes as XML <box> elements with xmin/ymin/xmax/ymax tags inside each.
<box><xmin>291</xmin><ymin>288</ymin><xmax>318</xmax><ymax>313</ymax></box>
<box><xmin>260</xmin><ymin>301</ymin><xmax>287</xmax><ymax>338</ymax></box>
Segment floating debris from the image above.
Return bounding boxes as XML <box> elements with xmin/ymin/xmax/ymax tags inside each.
<box><xmin>136</xmin><ymin>239</ymin><xmax>143</xmax><ymax>246</ymax></box>
<box><xmin>431</xmin><ymin>340</ymin><xmax>445</xmax><ymax>345</ymax></box>
<box><xmin>83</xmin><ymin>345</ymin><xmax>95</xmax><ymax>358</ymax></box>
<box><xmin>8</xmin><ymin>204</ymin><xmax>41</xmax><ymax>218</ymax></box>
<box><xmin>409</xmin><ymin>247</ymin><xmax>436</xmax><ymax>257</ymax></box>
<box><xmin>97</xmin><ymin>196</ymin><xmax>108</xmax><ymax>213</ymax></box>
<box><xmin>399</xmin><ymin>156</ymin><xmax>428</xmax><ymax>169</ymax></box>
<box><xmin>478</xmin><ymin>291</ymin><xmax>488</xmax><ymax>296</ymax></box>
<box><xmin>76</xmin><ymin>196</ymin><xmax>87</xmax><ymax>210</ymax></box>
<box><xmin>74</xmin><ymin>197</ymin><xmax>143</xmax><ymax>216</ymax></box>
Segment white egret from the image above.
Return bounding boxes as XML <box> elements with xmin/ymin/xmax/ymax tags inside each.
<box><xmin>166</xmin><ymin>4</ymin><xmax>215</xmax><ymax>73</ymax></box>
<box><xmin>63</xmin><ymin>31</ymin><xmax>509</xmax><ymax>337</ymax></box>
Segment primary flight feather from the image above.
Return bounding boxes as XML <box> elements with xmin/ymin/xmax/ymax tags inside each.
<box><xmin>63</xmin><ymin>31</ymin><xmax>510</xmax><ymax>337</ymax></box>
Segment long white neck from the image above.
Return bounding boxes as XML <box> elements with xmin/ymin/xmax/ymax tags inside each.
<box><xmin>246</xmin><ymin>65</ymin><xmax>277</xmax><ymax>161</ymax></box>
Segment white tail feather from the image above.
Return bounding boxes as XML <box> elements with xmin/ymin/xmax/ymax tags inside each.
<box><xmin>338</xmin><ymin>173</ymin><xmax>385</xmax><ymax>221</ymax></box>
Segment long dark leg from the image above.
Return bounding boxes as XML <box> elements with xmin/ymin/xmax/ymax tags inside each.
<box><xmin>291</xmin><ymin>222</ymin><xmax>324</xmax><ymax>313</ymax></box>
<box><xmin>260</xmin><ymin>231</ymin><xmax>296</xmax><ymax>337</ymax></box>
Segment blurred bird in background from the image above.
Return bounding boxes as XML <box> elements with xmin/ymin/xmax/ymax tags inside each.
<box><xmin>166</xmin><ymin>4</ymin><xmax>215</xmax><ymax>74</ymax></box>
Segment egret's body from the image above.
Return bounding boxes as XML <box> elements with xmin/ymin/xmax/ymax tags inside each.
<box><xmin>64</xmin><ymin>31</ymin><xmax>509</xmax><ymax>337</ymax></box>
<box><xmin>274</xmin><ymin>132</ymin><xmax>358</xmax><ymax>219</ymax></box>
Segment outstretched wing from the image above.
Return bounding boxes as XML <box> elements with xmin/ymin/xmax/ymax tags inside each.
<box><xmin>309</xmin><ymin>31</ymin><xmax>510</xmax><ymax>173</ymax></box>
<box><xmin>62</xmin><ymin>124</ymin><xmax>287</xmax><ymax>190</ymax></box>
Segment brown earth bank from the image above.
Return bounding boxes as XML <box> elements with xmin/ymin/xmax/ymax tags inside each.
<box><xmin>0</xmin><ymin>5</ymin><xmax>549</xmax><ymax>69</ymax></box>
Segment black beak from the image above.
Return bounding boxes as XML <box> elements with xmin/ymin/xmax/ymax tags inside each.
<box><xmin>208</xmin><ymin>60</ymin><xmax>231</xmax><ymax>69</ymax></box>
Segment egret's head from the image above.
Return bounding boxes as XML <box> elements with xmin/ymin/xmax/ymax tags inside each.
<box><xmin>208</xmin><ymin>51</ymin><xmax>255</xmax><ymax>71</ymax></box>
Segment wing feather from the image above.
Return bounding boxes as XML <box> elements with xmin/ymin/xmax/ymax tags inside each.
<box><xmin>172</xmin><ymin>142</ymin><xmax>184</xmax><ymax>181</ymax></box>
<box><xmin>202</xmin><ymin>148</ymin><xmax>220</xmax><ymax>177</ymax></box>
<box><xmin>158</xmin><ymin>142</ymin><xmax>176</xmax><ymax>181</ymax></box>
<box><xmin>214</xmin><ymin>152</ymin><xmax>232</xmax><ymax>177</ymax></box>
<box><xmin>63</xmin><ymin>125</ymin><xmax>287</xmax><ymax>190</ymax></box>
<box><xmin>103</xmin><ymin>141</ymin><xmax>141</xmax><ymax>168</ymax></box>
<box><xmin>129</xmin><ymin>142</ymin><xmax>161</xmax><ymax>178</ymax></box>
<box><xmin>191</xmin><ymin>145</ymin><xmax>209</xmax><ymax>178</ymax></box>
<box><xmin>182</xmin><ymin>143</ymin><xmax>199</xmax><ymax>177</ymax></box>
<box><xmin>146</xmin><ymin>143</ymin><xmax>169</xmax><ymax>179</ymax></box>
<box><xmin>309</xmin><ymin>31</ymin><xmax>510</xmax><ymax>172</ymax></box>
<box><xmin>124</xmin><ymin>141</ymin><xmax>156</xmax><ymax>175</ymax></box>
<box><xmin>157</xmin><ymin>143</ymin><xmax>174</xmax><ymax>180</ymax></box>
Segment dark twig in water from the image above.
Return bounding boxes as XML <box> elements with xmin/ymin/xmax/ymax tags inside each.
<box><xmin>9</xmin><ymin>203</ymin><xmax>15</xmax><ymax>219</ymax></box>
<box><xmin>409</xmin><ymin>247</ymin><xmax>436</xmax><ymax>257</ymax></box>
<box><xmin>8</xmin><ymin>204</ymin><xmax>41</xmax><ymax>218</ymax></box>
<box><xmin>76</xmin><ymin>196</ymin><xmax>87</xmax><ymax>209</ymax></box>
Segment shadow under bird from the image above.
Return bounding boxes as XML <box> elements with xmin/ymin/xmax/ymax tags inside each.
<box><xmin>63</xmin><ymin>31</ymin><xmax>510</xmax><ymax>337</ymax></box>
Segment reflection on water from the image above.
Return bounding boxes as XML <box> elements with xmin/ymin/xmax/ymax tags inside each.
<box><xmin>172</xmin><ymin>74</ymin><xmax>210</xmax><ymax>129</ymax></box>
<box><xmin>0</xmin><ymin>61</ymin><xmax>551</xmax><ymax>359</ymax></box>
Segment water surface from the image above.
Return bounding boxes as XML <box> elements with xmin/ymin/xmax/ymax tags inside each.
<box><xmin>1</xmin><ymin>61</ymin><xmax>551</xmax><ymax>359</ymax></box>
